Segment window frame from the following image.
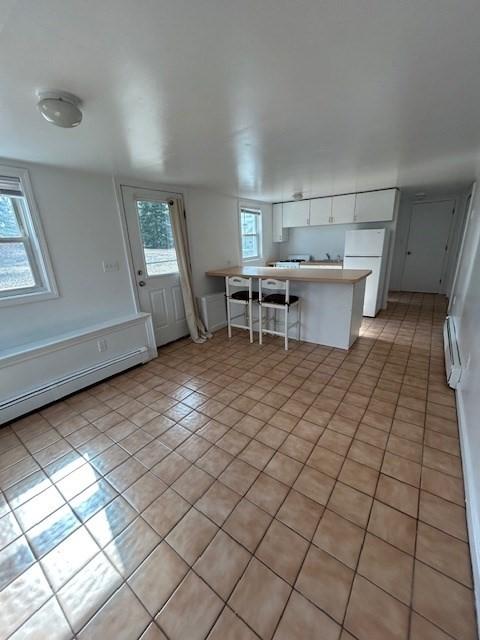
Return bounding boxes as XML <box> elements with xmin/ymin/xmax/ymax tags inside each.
<box><xmin>239</xmin><ymin>205</ymin><xmax>263</xmax><ymax>262</ymax></box>
<box><xmin>0</xmin><ymin>165</ymin><xmax>58</xmax><ymax>307</ymax></box>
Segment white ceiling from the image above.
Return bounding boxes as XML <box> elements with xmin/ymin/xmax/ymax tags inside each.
<box><xmin>1</xmin><ymin>0</ymin><xmax>480</xmax><ymax>201</ymax></box>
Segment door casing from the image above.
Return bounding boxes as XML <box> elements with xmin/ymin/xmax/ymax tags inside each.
<box><xmin>400</xmin><ymin>199</ymin><xmax>456</xmax><ymax>294</ymax></box>
<box><xmin>118</xmin><ymin>183</ymin><xmax>189</xmax><ymax>346</ymax></box>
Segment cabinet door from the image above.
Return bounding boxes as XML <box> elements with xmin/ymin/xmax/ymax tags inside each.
<box><xmin>309</xmin><ymin>197</ymin><xmax>332</xmax><ymax>226</ymax></box>
<box><xmin>272</xmin><ymin>203</ymin><xmax>288</xmax><ymax>242</ymax></box>
<box><xmin>331</xmin><ymin>194</ymin><xmax>355</xmax><ymax>224</ymax></box>
<box><xmin>282</xmin><ymin>200</ymin><xmax>310</xmax><ymax>227</ymax></box>
<box><xmin>354</xmin><ymin>189</ymin><xmax>397</xmax><ymax>222</ymax></box>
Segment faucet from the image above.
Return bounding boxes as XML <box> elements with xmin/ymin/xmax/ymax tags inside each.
<box><xmin>326</xmin><ymin>253</ymin><xmax>331</xmax><ymax>261</ymax></box>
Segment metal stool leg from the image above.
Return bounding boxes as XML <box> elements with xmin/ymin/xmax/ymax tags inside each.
<box><xmin>226</xmin><ymin>297</ymin><xmax>232</xmax><ymax>338</ymax></box>
<box><xmin>297</xmin><ymin>301</ymin><xmax>301</xmax><ymax>341</ymax></box>
<box><xmin>249</xmin><ymin>299</ymin><xmax>253</xmax><ymax>343</ymax></box>
<box><xmin>284</xmin><ymin>305</ymin><xmax>289</xmax><ymax>351</ymax></box>
<box><xmin>259</xmin><ymin>298</ymin><xmax>263</xmax><ymax>344</ymax></box>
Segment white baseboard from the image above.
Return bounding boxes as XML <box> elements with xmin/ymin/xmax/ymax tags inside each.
<box><xmin>455</xmin><ymin>388</ymin><xmax>480</xmax><ymax>633</ymax></box>
<box><xmin>0</xmin><ymin>313</ymin><xmax>157</xmax><ymax>424</ymax></box>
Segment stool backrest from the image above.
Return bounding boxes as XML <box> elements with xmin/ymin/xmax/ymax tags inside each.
<box><xmin>226</xmin><ymin>275</ymin><xmax>253</xmax><ymax>298</ymax></box>
<box><xmin>259</xmin><ymin>278</ymin><xmax>290</xmax><ymax>303</ymax></box>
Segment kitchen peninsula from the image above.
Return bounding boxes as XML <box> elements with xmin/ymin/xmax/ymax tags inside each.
<box><xmin>206</xmin><ymin>265</ymin><xmax>371</xmax><ymax>349</ymax></box>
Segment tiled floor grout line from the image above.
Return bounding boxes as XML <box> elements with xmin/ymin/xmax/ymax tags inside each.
<box><xmin>2</xmin><ymin>374</ymin><xmax>464</xmax><ymax>574</ymax></box>
<box><xmin>0</xmin><ymin>293</ymin><xmax>473</xmax><ymax>640</ymax></box>
<box><xmin>335</xmin><ymin>305</ymin><xmax>415</xmax><ymax>638</ymax></box>
<box><xmin>395</xmin><ymin>295</ymin><xmax>431</xmax><ymax>640</ymax></box>
<box><xmin>409</xmin><ymin>296</ymin><xmax>454</xmax><ymax>640</ymax></box>
<box><xmin>151</xmin><ymin>329</ymin><xmax>376</xmax><ymax>638</ymax></box>
<box><xmin>269</xmin><ymin>333</ymin><xmax>383</xmax><ymax>640</ymax></box>
<box><xmin>406</xmin><ymin>301</ymin><xmax>432</xmax><ymax>640</ymax></box>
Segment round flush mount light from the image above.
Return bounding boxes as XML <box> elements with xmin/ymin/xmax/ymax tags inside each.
<box><xmin>292</xmin><ymin>191</ymin><xmax>303</xmax><ymax>200</ymax></box>
<box><xmin>37</xmin><ymin>91</ymin><xmax>83</xmax><ymax>128</ymax></box>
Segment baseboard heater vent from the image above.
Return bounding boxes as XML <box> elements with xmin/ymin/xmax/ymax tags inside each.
<box><xmin>198</xmin><ymin>292</ymin><xmax>227</xmax><ymax>332</ymax></box>
<box><xmin>444</xmin><ymin>316</ymin><xmax>462</xmax><ymax>389</ymax></box>
<box><xmin>0</xmin><ymin>348</ymin><xmax>148</xmax><ymax>422</ymax></box>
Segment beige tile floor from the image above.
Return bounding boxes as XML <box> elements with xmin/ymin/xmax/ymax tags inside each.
<box><xmin>0</xmin><ymin>292</ymin><xmax>477</xmax><ymax>640</ymax></box>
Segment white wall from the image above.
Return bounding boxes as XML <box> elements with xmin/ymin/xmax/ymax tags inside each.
<box><xmin>279</xmin><ymin>225</ymin><xmax>347</xmax><ymax>261</ymax></box>
<box><xmin>390</xmin><ymin>192</ymin><xmax>469</xmax><ymax>293</ymax></box>
<box><xmin>0</xmin><ymin>160</ymin><xmax>274</xmax><ymax>351</ymax></box>
<box><xmin>280</xmin><ymin>219</ymin><xmax>396</xmax><ymax>262</ymax></box>
<box><xmin>186</xmin><ymin>189</ymin><xmax>273</xmax><ymax>297</ymax></box>
<box><xmin>0</xmin><ymin>161</ymin><xmax>137</xmax><ymax>350</ymax></box>
<box><xmin>449</xmin><ymin>179</ymin><xmax>480</xmax><ymax>618</ymax></box>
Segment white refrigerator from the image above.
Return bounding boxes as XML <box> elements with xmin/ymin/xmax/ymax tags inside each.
<box><xmin>343</xmin><ymin>229</ymin><xmax>387</xmax><ymax>317</ymax></box>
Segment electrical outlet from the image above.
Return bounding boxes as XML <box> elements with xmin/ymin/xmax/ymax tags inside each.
<box><xmin>97</xmin><ymin>339</ymin><xmax>108</xmax><ymax>353</ymax></box>
<box><xmin>102</xmin><ymin>260</ymin><xmax>119</xmax><ymax>273</ymax></box>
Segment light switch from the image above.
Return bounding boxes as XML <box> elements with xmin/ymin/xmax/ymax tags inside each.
<box><xmin>97</xmin><ymin>339</ymin><xmax>108</xmax><ymax>353</ymax></box>
<box><xmin>102</xmin><ymin>260</ymin><xmax>119</xmax><ymax>272</ymax></box>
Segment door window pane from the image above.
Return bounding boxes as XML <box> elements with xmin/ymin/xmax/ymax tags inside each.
<box><xmin>0</xmin><ymin>196</ymin><xmax>21</xmax><ymax>237</ymax></box>
<box><xmin>136</xmin><ymin>200</ymin><xmax>179</xmax><ymax>275</ymax></box>
<box><xmin>0</xmin><ymin>242</ymin><xmax>36</xmax><ymax>291</ymax></box>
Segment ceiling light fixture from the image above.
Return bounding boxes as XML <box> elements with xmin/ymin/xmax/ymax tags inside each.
<box><xmin>37</xmin><ymin>91</ymin><xmax>83</xmax><ymax>128</ymax></box>
<box><xmin>292</xmin><ymin>192</ymin><xmax>303</xmax><ymax>200</ymax></box>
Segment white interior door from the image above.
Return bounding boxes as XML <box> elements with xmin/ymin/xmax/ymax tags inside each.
<box><xmin>401</xmin><ymin>200</ymin><xmax>455</xmax><ymax>293</ymax></box>
<box><xmin>122</xmin><ymin>186</ymin><xmax>188</xmax><ymax>346</ymax></box>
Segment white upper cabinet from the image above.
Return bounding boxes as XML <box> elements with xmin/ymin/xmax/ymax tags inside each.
<box><xmin>309</xmin><ymin>197</ymin><xmax>332</xmax><ymax>226</ymax></box>
<box><xmin>282</xmin><ymin>200</ymin><xmax>310</xmax><ymax>227</ymax></box>
<box><xmin>275</xmin><ymin>188</ymin><xmax>399</xmax><ymax>230</ymax></box>
<box><xmin>354</xmin><ymin>189</ymin><xmax>397</xmax><ymax>222</ymax></box>
<box><xmin>272</xmin><ymin>203</ymin><xmax>288</xmax><ymax>242</ymax></box>
<box><xmin>331</xmin><ymin>194</ymin><xmax>355</xmax><ymax>224</ymax></box>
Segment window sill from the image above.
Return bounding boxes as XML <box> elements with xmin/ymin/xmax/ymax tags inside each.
<box><xmin>0</xmin><ymin>288</ymin><xmax>59</xmax><ymax>308</ymax></box>
<box><xmin>242</xmin><ymin>257</ymin><xmax>263</xmax><ymax>264</ymax></box>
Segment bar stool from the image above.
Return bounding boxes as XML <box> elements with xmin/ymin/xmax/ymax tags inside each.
<box><xmin>225</xmin><ymin>276</ymin><xmax>259</xmax><ymax>343</ymax></box>
<box><xmin>259</xmin><ymin>278</ymin><xmax>301</xmax><ymax>351</ymax></box>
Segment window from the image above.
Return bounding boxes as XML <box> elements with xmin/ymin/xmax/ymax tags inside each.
<box><xmin>136</xmin><ymin>199</ymin><xmax>179</xmax><ymax>275</ymax></box>
<box><xmin>0</xmin><ymin>167</ymin><xmax>57</xmax><ymax>306</ymax></box>
<box><xmin>240</xmin><ymin>207</ymin><xmax>262</xmax><ymax>260</ymax></box>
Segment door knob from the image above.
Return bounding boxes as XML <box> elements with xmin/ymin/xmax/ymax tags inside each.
<box><xmin>138</xmin><ymin>280</ymin><xmax>146</xmax><ymax>287</ymax></box>
<box><xmin>406</xmin><ymin>251</ymin><xmax>412</xmax><ymax>255</ymax></box>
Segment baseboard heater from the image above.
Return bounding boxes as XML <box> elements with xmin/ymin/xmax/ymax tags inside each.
<box><xmin>444</xmin><ymin>316</ymin><xmax>462</xmax><ymax>389</ymax></box>
<box><xmin>0</xmin><ymin>347</ymin><xmax>148</xmax><ymax>422</ymax></box>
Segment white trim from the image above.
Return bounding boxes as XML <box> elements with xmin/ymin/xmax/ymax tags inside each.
<box><xmin>113</xmin><ymin>177</ymin><xmax>188</xmax><ymax>315</ymax></box>
<box><xmin>112</xmin><ymin>177</ymin><xmax>140</xmax><ymax>313</ymax></box>
<box><xmin>238</xmin><ymin>202</ymin><xmax>263</xmax><ymax>262</ymax></box>
<box><xmin>455</xmin><ymin>388</ymin><xmax>480</xmax><ymax>637</ymax></box>
<box><xmin>0</xmin><ymin>312</ymin><xmax>157</xmax><ymax>424</ymax></box>
<box><xmin>1</xmin><ymin>350</ymin><xmax>149</xmax><ymax>424</ymax></box>
<box><xmin>449</xmin><ymin>184</ymin><xmax>476</xmax><ymax>308</ymax></box>
<box><xmin>2</xmin><ymin>349</ymin><xmax>148</xmax><ymax>410</ymax></box>
<box><xmin>0</xmin><ymin>164</ymin><xmax>58</xmax><ymax>307</ymax></box>
<box><xmin>398</xmin><ymin>196</ymin><xmax>457</xmax><ymax>294</ymax></box>
<box><xmin>0</xmin><ymin>312</ymin><xmax>155</xmax><ymax>364</ymax></box>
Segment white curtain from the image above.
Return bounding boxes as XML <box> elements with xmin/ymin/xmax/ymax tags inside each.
<box><xmin>168</xmin><ymin>198</ymin><xmax>212</xmax><ymax>343</ymax></box>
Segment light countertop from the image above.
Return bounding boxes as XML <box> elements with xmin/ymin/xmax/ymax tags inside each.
<box><xmin>267</xmin><ymin>260</ymin><xmax>343</xmax><ymax>266</ymax></box>
<box><xmin>206</xmin><ymin>265</ymin><xmax>371</xmax><ymax>284</ymax></box>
